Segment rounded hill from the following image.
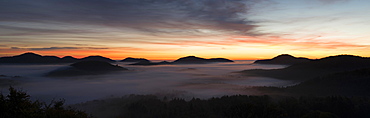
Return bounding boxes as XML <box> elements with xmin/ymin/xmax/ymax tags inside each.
<box><xmin>46</xmin><ymin>61</ymin><xmax>127</xmax><ymax>77</ymax></box>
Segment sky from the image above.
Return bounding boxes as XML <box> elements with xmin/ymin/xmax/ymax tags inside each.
<box><xmin>0</xmin><ymin>0</ymin><xmax>369</xmax><ymax>60</ymax></box>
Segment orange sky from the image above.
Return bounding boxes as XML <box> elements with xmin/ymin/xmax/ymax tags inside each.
<box><xmin>1</xmin><ymin>35</ymin><xmax>368</xmax><ymax>60</ymax></box>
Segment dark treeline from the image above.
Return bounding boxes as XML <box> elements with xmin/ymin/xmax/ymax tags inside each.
<box><xmin>2</xmin><ymin>87</ymin><xmax>370</xmax><ymax>118</ymax></box>
<box><xmin>74</xmin><ymin>94</ymin><xmax>370</xmax><ymax>118</ymax></box>
<box><xmin>0</xmin><ymin>87</ymin><xmax>90</xmax><ymax>118</ymax></box>
<box><xmin>253</xmin><ymin>67</ymin><xmax>370</xmax><ymax>97</ymax></box>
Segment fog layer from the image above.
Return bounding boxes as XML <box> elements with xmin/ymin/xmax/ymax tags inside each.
<box><xmin>0</xmin><ymin>61</ymin><xmax>291</xmax><ymax>104</ymax></box>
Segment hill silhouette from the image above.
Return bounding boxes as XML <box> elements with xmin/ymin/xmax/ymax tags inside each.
<box><xmin>80</xmin><ymin>56</ymin><xmax>115</xmax><ymax>62</ymax></box>
<box><xmin>255</xmin><ymin>68</ymin><xmax>370</xmax><ymax>97</ymax></box>
<box><xmin>129</xmin><ymin>60</ymin><xmax>171</xmax><ymax>66</ymax></box>
<box><xmin>283</xmin><ymin>68</ymin><xmax>370</xmax><ymax>96</ymax></box>
<box><xmin>0</xmin><ymin>52</ymin><xmax>115</xmax><ymax>64</ymax></box>
<box><xmin>61</xmin><ymin>56</ymin><xmax>79</xmax><ymax>63</ymax></box>
<box><xmin>120</xmin><ymin>57</ymin><xmax>149</xmax><ymax>62</ymax></box>
<box><xmin>172</xmin><ymin>56</ymin><xmax>233</xmax><ymax>64</ymax></box>
<box><xmin>240</xmin><ymin>55</ymin><xmax>370</xmax><ymax>81</ymax></box>
<box><xmin>45</xmin><ymin>61</ymin><xmax>127</xmax><ymax>77</ymax></box>
<box><xmin>127</xmin><ymin>56</ymin><xmax>233</xmax><ymax>66</ymax></box>
<box><xmin>70</xmin><ymin>61</ymin><xmax>125</xmax><ymax>71</ymax></box>
<box><xmin>0</xmin><ymin>53</ymin><xmax>234</xmax><ymax>65</ymax></box>
<box><xmin>254</xmin><ymin>54</ymin><xmax>312</xmax><ymax>65</ymax></box>
<box><xmin>0</xmin><ymin>52</ymin><xmax>61</xmax><ymax>63</ymax></box>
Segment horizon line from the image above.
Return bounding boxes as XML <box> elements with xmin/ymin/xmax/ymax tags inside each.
<box><xmin>0</xmin><ymin>52</ymin><xmax>366</xmax><ymax>61</ymax></box>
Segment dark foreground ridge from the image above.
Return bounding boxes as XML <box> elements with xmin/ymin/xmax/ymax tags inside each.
<box><xmin>0</xmin><ymin>52</ymin><xmax>115</xmax><ymax>64</ymax></box>
<box><xmin>242</xmin><ymin>54</ymin><xmax>370</xmax><ymax>97</ymax></box>
<box><xmin>285</xmin><ymin>67</ymin><xmax>370</xmax><ymax>96</ymax></box>
<box><xmin>255</xmin><ymin>67</ymin><xmax>370</xmax><ymax>97</ymax></box>
<box><xmin>254</xmin><ymin>54</ymin><xmax>312</xmax><ymax>65</ymax></box>
<box><xmin>45</xmin><ymin>61</ymin><xmax>127</xmax><ymax>77</ymax></box>
<box><xmin>241</xmin><ymin>54</ymin><xmax>370</xmax><ymax>81</ymax></box>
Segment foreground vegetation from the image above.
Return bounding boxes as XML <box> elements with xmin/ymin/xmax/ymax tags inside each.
<box><xmin>2</xmin><ymin>86</ymin><xmax>370</xmax><ymax>118</ymax></box>
<box><xmin>74</xmin><ymin>94</ymin><xmax>370</xmax><ymax>118</ymax></box>
<box><xmin>0</xmin><ymin>87</ymin><xmax>90</xmax><ymax>118</ymax></box>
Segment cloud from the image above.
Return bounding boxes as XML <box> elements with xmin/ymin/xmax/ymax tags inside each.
<box><xmin>0</xmin><ymin>0</ymin><xmax>261</xmax><ymax>36</ymax></box>
<box><xmin>10</xmin><ymin>47</ymin><xmax>21</xmax><ymax>49</ymax></box>
<box><xmin>9</xmin><ymin>46</ymin><xmax>110</xmax><ymax>51</ymax></box>
<box><xmin>316</xmin><ymin>0</ymin><xmax>349</xmax><ymax>4</ymax></box>
<box><xmin>0</xmin><ymin>24</ymin><xmax>97</xmax><ymax>36</ymax></box>
<box><xmin>29</xmin><ymin>47</ymin><xmax>80</xmax><ymax>50</ymax></box>
<box><xmin>150</xmin><ymin>35</ymin><xmax>370</xmax><ymax>51</ymax></box>
<box><xmin>86</xmin><ymin>47</ymin><xmax>110</xmax><ymax>50</ymax></box>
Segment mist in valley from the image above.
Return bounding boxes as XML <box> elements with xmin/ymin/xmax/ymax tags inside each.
<box><xmin>0</xmin><ymin>61</ymin><xmax>291</xmax><ymax>104</ymax></box>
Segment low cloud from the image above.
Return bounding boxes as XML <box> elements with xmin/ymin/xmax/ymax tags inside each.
<box><xmin>30</xmin><ymin>47</ymin><xmax>80</xmax><ymax>50</ymax></box>
<box><xmin>9</xmin><ymin>46</ymin><xmax>110</xmax><ymax>51</ymax></box>
<box><xmin>86</xmin><ymin>47</ymin><xmax>110</xmax><ymax>50</ymax></box>
<box><xmin>11</xmin><ymin>47</ymin><xmax>21</xmax><ymax>49</ymax></box>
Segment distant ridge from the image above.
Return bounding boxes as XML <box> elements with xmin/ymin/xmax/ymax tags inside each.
<box><xmin>61</xmin><ymin>56</ymin><xmax>79</xmax><ymax>62</ymax></box>
<box><xmin>254</xmin><ymin>54</ymin><xmax>312</xmax><ymax>65</ymax></box>
<box><xmin>0</xmin><ymin>52</ymin><xmax>115</xmax><ymax>64</ymax></box>
<box><xmin>172</xmin><ymin>56</ymin><xmax>233</xmax><ymax>64</ymax></box>
<box><xmin>120</xmin><ymin>57</ymin><xmax>149</xmax><ymax>62</ymax></box>
<box><xmin>129</xmin><ymin>60</ymin><xmax>171</xmax><ymax>66</ymax></box>
<box><xmin>80</xmin><ymin>56</ymin><xmax>115</xmax><ymax>62</ymax></box>
<box><xmin>127</xmin><ymin>56</ymin><xmax>233</xmax><ymax>66</ymax></box>
<box><xmin>0</xmin><ymin>52</ymin><xmax>68</xmax><ymax>64</ymax></box>
<box><xmin>0</xmin><ymin>53</ymin><xmax>233</xmax><ymax>65</ymax></box>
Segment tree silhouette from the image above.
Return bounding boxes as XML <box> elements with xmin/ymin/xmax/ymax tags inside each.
<box><xmin>0</xmin><ymin>87</ymin><xmax>90</xmax><ymax>118</ymax></box>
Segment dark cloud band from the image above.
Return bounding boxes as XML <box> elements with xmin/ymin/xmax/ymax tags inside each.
<box><xmin>0</xmin><ymin>0</ymin><xmax>260</xmax><ymax>36</ymax></box>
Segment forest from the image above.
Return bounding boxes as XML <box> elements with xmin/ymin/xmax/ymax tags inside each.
<box><xmin>73</xmin><ymin>94</ymin><xmax>370</xmax><ymax>118</ymax></box>
<box><xmin>3</xmin><ymin>86</ymin><xmax>370</xmax><ymax>118</ymax></box>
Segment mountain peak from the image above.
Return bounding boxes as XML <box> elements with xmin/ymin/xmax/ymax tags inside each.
<box><xmin>275</xmin><ymin>54</ymin><xmax>295</xmax><ymax>58</ymax></box>
<box><xmin>254</xmin><ymin>54</ymin><xmax>311</xmax><ymax>65</ymax></box>
<box><xmin>62</xmin><ymin>56</ymin><xmax>76</xmax><ymax>59</ymax></box>
<box><xmin>173</xmin><ymin>56</ymin><xmax>232</xmax><ymax>64</ymax></box>
<box><xmin>81</xmin><ymin>55</ymin><xmax>115</xmax><ymax>62</ymax></box>
<box><xmin>181</xmin><ymin>56</ymin><xmax>201</xmax><ymax>58</ymax></box>
<box><xmin>120</xmin><ymin>57</ymin><xmax>149</xmax><ymax>62</ymax></box>
<box><xmin>17</xmin><ymin>52</ymin><xmax>42</xmax><ymax>57</ymax></box>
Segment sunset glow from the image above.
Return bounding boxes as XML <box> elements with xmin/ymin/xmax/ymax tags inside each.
<box><xmin>1</xmin><ymin>0</ymin><xmax>369</xmax><ymax>60</ymax></box>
